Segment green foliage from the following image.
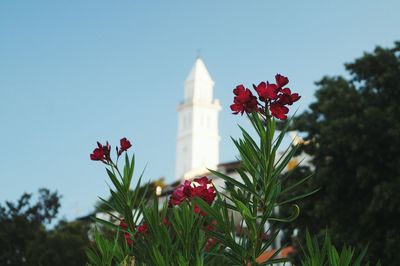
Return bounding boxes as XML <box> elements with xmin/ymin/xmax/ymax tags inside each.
<box><xmin>133</xmin><ymin>201</ymin><xmax>210</xmax><ymax>265</ymax></box>
<box><xmin>30</xmin><ymin>220</ymin><xmax>91</xmax><ymax>265</ymax></box>
<box><xmin>195</xmin><ymin>112</ymin><xmax>316</xmax><ymax>265</ymax></box>
<box><xmin>88</xmin><ymin>150</ymin><xmax>220</xmax><ymax>265</ymax></box>
<box><xmin>0</xmin><ymin>188</ymin><xmax>91</xmax><ymax>266</ymax></box>
<box><xmin>86</xmin><ymin>230</ymin><xmax>127</xmax><ymax>266</ymax></box>
<box><xmin>89</xmin><ymin>61</ymin><xmax>386</xmax><ymax>264</ymax></box>
<box><xmin>301</xmin><ymin>230</ymin><xmax>371</xmax><ymax>266</ymax></box>
<box><xmin>89</xmin><ymin>110</ymin><xmax>319</xmax><ymax>265</ymax></box>
<box><xmin>285</xmin><ymin>41</ymin><xmax>400</xmax><ymax>264</ymax></box>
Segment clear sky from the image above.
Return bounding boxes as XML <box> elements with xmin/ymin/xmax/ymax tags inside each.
<box><xmin>1</xmin><ymin>0</ymin><xmax>399</xmax><ymax>221</ymax></box>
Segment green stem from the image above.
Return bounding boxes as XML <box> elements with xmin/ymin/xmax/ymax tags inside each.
<box><xmin>111</xmin><ymin>161</ymin><xmax>123</xmax><ymax>179</ymax></box>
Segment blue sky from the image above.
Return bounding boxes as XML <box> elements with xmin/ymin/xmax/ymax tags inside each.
<box><xmin>1</xmin><ymin>0</ymin><xmax>399</xmax><ymax>221</ymax></box>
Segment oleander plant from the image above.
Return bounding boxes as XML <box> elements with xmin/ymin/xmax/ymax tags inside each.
<box><xmin>86</xmin><ymin>74</ymin><xmax>374</xmax><ymax>266</ymax></box>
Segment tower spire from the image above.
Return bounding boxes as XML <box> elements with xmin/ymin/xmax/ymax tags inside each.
<box><xmin>175</xmin><ymin>58</ymin><xmax>221</xmax><ymax>180</ymax></box>
<box><xmin>184</xmin><ymin>57</ymin><xmax>214</xmax><ymax>103</ymax></box>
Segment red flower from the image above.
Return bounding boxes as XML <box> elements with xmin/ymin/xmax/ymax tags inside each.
<box><xmin>168</xmin><ymin>176</ymin><xmax>216</xmax><ymax>215</ymax></box>
<box><xmin>163</xmin><ymin>217</ymin><xmax>169</xmax><ymax>226</ymax></box>
<box><xmin>124</xmin><ymin>236</ymin><xmax>133</xmax><ymax>244</ymax></box>
<box><xmin>230</xmin><ymin>74</ymin><xmax>300</xmax><ymax>121</ymax></box>
<box><xmin>194</xmin><ymin>205</ymin><xmax>201</xmax><ymax>214</ymax></box>
<box><xmin>194</xmin><ymin>205</ymin><xmax>207</xmax><ymax>217</ymax></box>
<box><xmin>118</xmin><ymin>137</ymin><xmax>132</xmax><ymax>156</ymax></box>
<box><xmin>233</xmin><ymin>85</ymin><xmax>250</xmax><ymax>102</ymax></box>
<box><xmin>90</xmin><ymin>141</ymin><xmax>111</xmax><ymax>162</ymax></box>
<box><xmin>230</xmin><ymin>85</ymin><xmax>258</xmax><ymax>115</ymax></box>
<box><xmin>270</xmin><ymin>102</ymin><xmax>289</xmax><ymax>120</ymax></box>
<box><xmin>90</xmin><ymin>147</ymin><xmax>104</xmax><ymax>161</ymax></box>
<box><xmin>191</xmin><ymin>176</ymin><xmax>216</xmax><ymax>216</ymax></box>
<box><xmin>119</xmin><ymin>219</ymin><xmax>128</xmax><ymax>230</ymax></box>
<box><xmin>291</xmin><ymin>93</ymin><xmax>300</xmax><ymax>102</ymax></box>
<box><xmin>275</xmin><ymin>74</ymin><xmax>289</xmax><ymax>88</ymax></box>
<box><xmin>193</xmin><ymin>176</ymin><xmax>212</xmax><ymax>186</ymax></box>
<box><xmin>204</xmin><ymin>238</ymin><xmax>217</xmax><ymax>251</ymax></box>
<box><xmin>191</xmin><ymin>176</ymin><xmax>216</xmax><ymax>205</ymax></box>
<box><xmin>278</xmin><ymin>88</ymin><xmax>301</xmax><ymax>106</ymax></box>
<box><xmin>253</xmin><ymin>82</ymin><xmax>279</xmax><ymax>101</ymax></box>
<box><xmin>119</xmin><ymin>219</ymin><xmax>133</xmax><ymax>245</ymax></box>
<box><xmin>137</xmin><ymin>223</ymin><xmax>148</xmax><ymax>234</ymax></box>
<box><xmin>192</xmin><ymin>185</ymin><xmax>216</xmax><ymax>205</ymax></box>
<box><xmin>169</xmin><ymin>180</ymin><xmax>192</xmax><ymax>206</ymax></box>
<box><xmin>207</xmin><ymin>223</ymin><xmax>215</xmax><ymax>231</ymax></box>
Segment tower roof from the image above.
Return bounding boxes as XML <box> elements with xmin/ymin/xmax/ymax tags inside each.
<box><xmin>185</xmin><ymin>57</ymin><xmax>214</xmax><ymax>84</ymax></box>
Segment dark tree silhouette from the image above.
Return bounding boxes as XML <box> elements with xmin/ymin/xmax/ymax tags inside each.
<box><xmin>282</xmin><ymin>41</ymin><xmax>400</xmax><ymax>265</ymax></box>
<box><xmin>0</xmin><ymin>188</ymin><xmax>91</xmax><ymax>266</ymax></box>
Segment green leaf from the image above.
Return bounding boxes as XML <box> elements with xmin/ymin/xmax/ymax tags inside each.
<box><xmin>268</xmin><ymin>204</ymin><xmax>300</xmax><ymax>222</ymax></box>
<box><xmin>106</xmin><ymin>168</ymin><xmax>123</xmax><ymax>192</ymax></box>
<box><xmin>272</xmin><ymin>144</ymin><xmax>298</xmax><ymax>178</ymax></box>
<box><xmin>209</xmin><ymin>169</ymin><xmax>257</xmax><ymax>195</ymax></box>
<box><xmin>277</xmin><ymin>188</ymin><xmax>320</xmax><ymax>206</ymax></box>
<box><xmin>281</xmin><ymin>173</ymin><xmax>315</xmax><ymax>194</ymax></box>
<box><xmin>92</xmin><ymin>216</ymin><xmax>119</xmax><ymax>231</ymax></box>
<box><xmin>233</xmin><ymin>198</ymin><xmax>256</xmax><ymax>220</ymax></box>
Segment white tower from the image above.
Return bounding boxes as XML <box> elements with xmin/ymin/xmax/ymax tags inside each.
<box><xmin>175</xmin><ymin>58</ymin><xmax>221</xmax><ymax>180</ymax></box>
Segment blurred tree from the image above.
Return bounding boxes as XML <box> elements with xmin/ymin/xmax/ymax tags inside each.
<box><xmin>283</xmin><ymin>41</ymin><xmax>400</xmax><ymax>264</ymax></box>
<box><xmin>0</xmin><ymin>188</ymin><xmax>91</xmax><ymax>265</ymax></box>
<box><xmin>0</xmin><ymin>188</ymin><xmax>60</xmax><ymax>265</ymax></box>
<box><xmin>28</xmin><ymin>220</ymin><xmax>91</xmax><ymax>265</ymax></box>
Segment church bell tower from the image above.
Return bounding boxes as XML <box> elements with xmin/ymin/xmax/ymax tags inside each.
<box><xmin>175</xmin><ymin>58</ymin><xmax>221</xmax><ymax>180</ymax></box>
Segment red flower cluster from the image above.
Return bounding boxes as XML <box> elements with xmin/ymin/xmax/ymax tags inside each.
<box><xmin>169</xmin><ymin>176</ymin><xmax>216</xmax><ymax>214</ymax></box>
<box><xmin>204</xmin><ymin>220</ymin><xmax>219</xmax><ymax>251</ymax></box>
<box><xmin>230</xmin><ymin>85</ymin><xmax>258</xmax><ymax>115</ymax></box>
<box><xmin>170</xmin><ymin>180</ymin><xmax>192</xmax><ymax>206</ymax></box>
<box><xmin>204</xmin><ymin>237</ymin><xmax>217</xmax><ymax>251</ymax></box>
<box><xmin>191</xmin><ymin>176</ymin><xmax>216</xmax><ymax>205</ymax></box>
<box><xmin>119</xmin><ymin>219</ymin><xmax>133</xmax><ymax>245</ymax></box>
<box><xmin>90</xmin><ymin>142</ymin><xmax>111</xmax><ymax>162</ymax></box>
<box><xmin>230</xmin><ymin>74</ymin><xmax>301</xmax><ymax>120</ymax></box>
<box><xmin>119</xmin><ymin>219</ymin><xmax>148</xmax><ymax>246</ymax></box>
<box><xmin>137</xmin><ymin>223</ymin><xmax>148</xmax><ymax>234</ymax></box>
<box><xmin>90</xmin><ymin>137</ymin><xmax>132</xmax><ymax>162</ymax></box>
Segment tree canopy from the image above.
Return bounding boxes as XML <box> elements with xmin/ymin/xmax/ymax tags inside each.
<box><xmin>0</xmin><ymin>188</ymin><xmax>91</xmax><ymax>266</ymax></box>
<box><xmin>285</xmin><ymin>41</ymin><xmax>400</xmax><ymax>264</ymax></box>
